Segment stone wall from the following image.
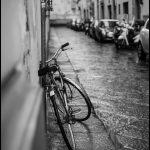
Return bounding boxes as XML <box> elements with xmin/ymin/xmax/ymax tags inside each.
<box><xmin>1</xmin><ymin>0</ymin><xmax>47</xmax><ymax>150</ymax></box>
<box><xmin>1</xmin><ymin>0</ymin><xmax>41</xmax><ymax>85</ymax></box>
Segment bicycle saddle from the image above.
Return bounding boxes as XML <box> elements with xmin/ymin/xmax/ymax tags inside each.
<box><xmin>38</xmin><ymin>65</ymin><xmax>57</xmax><ymax>76</ymax></box>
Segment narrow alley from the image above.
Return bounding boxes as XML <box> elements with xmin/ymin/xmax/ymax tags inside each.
<box><xmin>47</xmin><ymin>27</ymin><xmax>149</xmax><ymax>150</ymax></box>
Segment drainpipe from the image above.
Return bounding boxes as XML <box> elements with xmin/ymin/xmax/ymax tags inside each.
<box><xmin>41</xmin><ymin>1</ymin><xmax>46</xmax><ymax>67</ymax></box>
<box><xmin>40</xmin><ymin>0</ymin><xmax>52</xmax><ymax>132</ymax></box>
<box><xmin>45</xmin><ymin>1</ymin><xmax>51</xmax><ymax>60</ymax></box>
<box><xmin>40</xmin><ymin>0</ymin><xmax>47</xmax><ymax>132</ymax></box>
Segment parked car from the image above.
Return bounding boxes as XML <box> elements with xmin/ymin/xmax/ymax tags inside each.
<box><xmin>89</xmin><ymin>20</ymin><xmax>99</xmax><ymax>40</ymax></box>
<box><xmin>84</xmin><ymin>19</ymin><xmax>92</xmax><ymax>35</ymax></box>
<box><xmin>95</xmin><ymin>19</ymin><xmax>118</xmax><ymax>42</ymax></box>
<box><xmin>75</xmin><ymin>18</ymin><xmax>84</xmax><ymax>31</ymax></box>
<box><xmin>137</xmin><ymin>18</ymin><xmax>149</xmax><ymax>61</ymax></box>
<box><xmin>132</xmin><ymin>19</ymin><xmax>145</xmax><ymax>32</ymax></box>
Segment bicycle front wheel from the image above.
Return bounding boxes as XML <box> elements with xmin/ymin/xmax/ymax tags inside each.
<box><xmin>51</xmin><ymin>90</ymin><xmax>76</xmax><ymax>150</ymax></box>
<box><xmin>55</xmin><ymin>77</ymin><xmax>92</xmax><ymax>122</ymax></box>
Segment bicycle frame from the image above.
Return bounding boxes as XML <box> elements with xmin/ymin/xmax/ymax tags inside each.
<box><xmin>46</xmin><ymin>56</ymin><xmax>73</xmax><ymax>123</ymax></box>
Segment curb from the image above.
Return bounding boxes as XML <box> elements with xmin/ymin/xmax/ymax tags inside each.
<box><xmin>94</xmin><ymin>110</ymin><xmax>124</xmax><ymax>150</ymax></box>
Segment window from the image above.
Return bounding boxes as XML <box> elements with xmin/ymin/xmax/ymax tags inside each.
<box><xmin>108</xmin><ymin>5</ymin><xmax>112</xmax><ymax>19</ymax></box>
<box><xmin>123</xmin><ymin>2</ymin><xmax>128</xmax><ymax>14</ymax></box>
<box><xmin>118</xmin><ymin>4</ymin><xmax>120</xmax><ymax>14</ymax></box>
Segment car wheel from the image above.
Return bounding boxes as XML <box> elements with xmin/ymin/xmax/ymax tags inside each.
<box><xmin>137</xmin><ymin>43</ymin><xmax>146</xmax><ymax>61</ymax></box>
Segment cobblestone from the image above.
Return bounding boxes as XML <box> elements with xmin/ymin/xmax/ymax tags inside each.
<box><xmin>47</xmin><ymin>27</ymin><xmax>149</xmax><ymax>150</ymax></box>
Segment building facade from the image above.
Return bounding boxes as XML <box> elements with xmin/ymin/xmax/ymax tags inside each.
<box><xmin>138</xmin><ymin>0</ymin><xmax>149</xmax><ymax>20</ymax></box>
<box><xmin>1</xmin><ymin>0</ymin><xmax>49</xmax><ymax>150</ymax></box>
<box><xmin>78</xmin><ymin>0</ymin><xmax>89</xmax><ymax>20</ymax></box>
<box><xmin>50</xmin><ymin>0</ymin><xmax>80</xmax><ymax>24</ymax></box>
<box><xmin>115</xmin><ymin>0</ymin><xmax>134</xmax><ymax>22</ymax></box>
<box><xmin>115</xmin><ymin>0</ymin><xmax>149</xmax><ymax>22</ymax></box>
<box><xmin>77</xmin><ymin>0</ymin><xmax>149</xmax><ymax>22</ymax></box>
<box><xmin>49</xmin><ymin>0</ymin><xmax>149</xmax><ymax>24</ymax></box>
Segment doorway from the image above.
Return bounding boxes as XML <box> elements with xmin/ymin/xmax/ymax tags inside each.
<box><xmin>97</xmin><ymin>0</ymin><xmax>99</xmax><ymax>20</ymax></box>
<box><xmin>123</xmin><ymin>2</ymin><xmax>129</xmax><ymax>21</ymax></box>
<box><xmin>123</xmin><ymin>2</ymin><xmax>128</xmax><ymax>14</ymax></box>
<box><xmin>135</xmin><ymin>0</ymin><xmax>141</xmax><ymax>19</ymax></box>
<box><xmin>108</xmin><ymin>5</ymin><xmax>112</xmax><ymax>19</ymax></box>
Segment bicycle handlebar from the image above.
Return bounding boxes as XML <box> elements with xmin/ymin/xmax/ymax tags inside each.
<box><xmin>45</xmin><ymin>42</ymin><xmax>70</xmax><ymax>64</ymax></box>
<box><xmin>61</xmin><ymin>42</ymin><xmax>69</xmax><ymax>49</ymax></box>
<box><xmin>38</xmin><ymin>43</ymin><xmax>70</xmax><ymax>76</ymax></box>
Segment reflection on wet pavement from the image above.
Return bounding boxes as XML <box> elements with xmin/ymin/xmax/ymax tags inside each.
<box><xmin>48</xmin><ymin>27</ymin><xmax>149</xmax><ymax>150</ymax></box>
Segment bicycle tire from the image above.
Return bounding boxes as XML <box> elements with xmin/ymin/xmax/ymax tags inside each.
<box><xmin>55</xmin><ymin>76</ymin><xmax>91</xmax><ymax>122</ymax></box>
<box><xmin>50</xmin><ymin>90</ymin><xmax>76</xmax><ymax>150</ymax></box>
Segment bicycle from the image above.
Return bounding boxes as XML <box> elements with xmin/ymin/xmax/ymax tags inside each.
<box><xmin>38</xmin><ymin>42</ymin><xmax>92</xmax><ymax>150</ymax></box>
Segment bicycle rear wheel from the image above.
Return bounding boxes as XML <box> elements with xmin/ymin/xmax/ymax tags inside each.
<box><xmin>55</xmin><ymin>77</ymin><xmax>91</xmax><ymax>122</ymax></box>
<box><xmin>50</xmin><ymin>89</ymin><xmax>76</xmax><ymax>150</ymax></box>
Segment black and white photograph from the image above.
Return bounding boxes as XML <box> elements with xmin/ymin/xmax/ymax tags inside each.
<box><xmin>1</xmin><ymin>0</ymin><xmax>149</xmax><ymax>150</ymax></box>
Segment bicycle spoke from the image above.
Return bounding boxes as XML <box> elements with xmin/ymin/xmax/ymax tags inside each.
<box><xmin>55</xmin><ymin>77</ymin><xmax>91</xmax><ymax>122</ymax></box>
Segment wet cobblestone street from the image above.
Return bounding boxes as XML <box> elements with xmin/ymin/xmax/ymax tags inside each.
<box><xmin>47</xmin><ymin>27</ymin><xmax>149</xmax><ymax>150</ymax></box>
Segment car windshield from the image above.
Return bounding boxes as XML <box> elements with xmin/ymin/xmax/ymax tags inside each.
<box><xmin>103</xmin><ymin>21</ymin><xmax>117</xmax><ymax>27</ymax></box>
